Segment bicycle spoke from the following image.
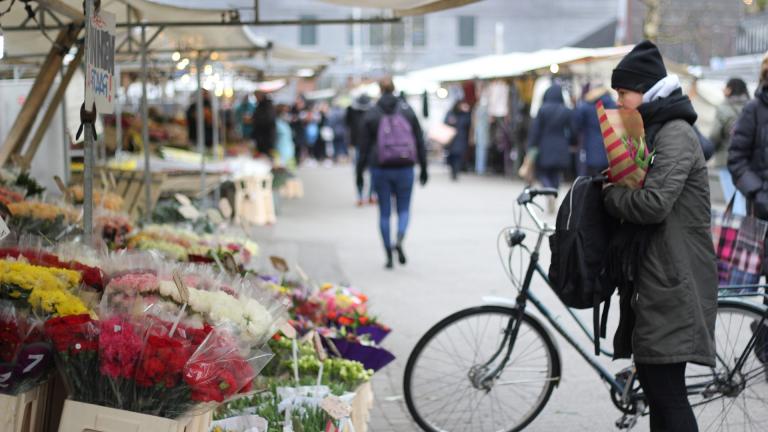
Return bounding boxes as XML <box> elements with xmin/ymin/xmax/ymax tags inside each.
<box><xmin>406</xmin><ymin>308</ymin><xmax>555</xmax><ymax>432</ymax></box>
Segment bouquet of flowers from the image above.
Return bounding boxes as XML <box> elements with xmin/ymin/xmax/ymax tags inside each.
<box><xmin>68</xmin><ymin>185</ymin><xmax>125</xmax><ymax>211</ymax></box>
<box><xmin>95</xmin><ymin>211</ymin><xmax>133</xmax><ymax>249</ymax></box>
<box><xmin>0</xmin><ymin>244</ymin><xmax>105</xmax><ymax>291</ymax></box>
<box><xmin>596</xmin><ymin>100</ymin><xmax>652</xmax><ymax>189</ymax></box>
<box><xmin>0</xmin><ymin>258</ymin><xmax>89</xmax><ymax>395</ymax></box>
<box><xmin>0</xmin><ymin>185</ymin><xmax>24</xmax><ymax>206</ymax></box>
<box><xmin>6</xmin><ymin>200</ymin><xmax>80</xmax><ymax>240</ymax></box>
<box><xmin>48</xmin><ymin>257</ymin><xmax>285</xmax><ymax>419</ymax></box>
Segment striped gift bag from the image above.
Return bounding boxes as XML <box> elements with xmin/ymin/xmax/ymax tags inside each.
<box><xmin>596</xmin><ymin>100</ymin><xmax>651</xmax><ymax>189</ymax></box>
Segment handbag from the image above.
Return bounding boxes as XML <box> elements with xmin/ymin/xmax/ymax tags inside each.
<box><xmin>713</xmin><ymin>194</ymin><xmax>768</xmax><ymax>291</ymax></box>
<box><xmin>427</xmin><ymin>123</ymin><xmax>457</xmax><ymax>146</ymax></box>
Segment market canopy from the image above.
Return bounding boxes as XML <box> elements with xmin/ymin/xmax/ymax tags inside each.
<box><xmin>2</xmin><ymin>0</ymin><xmax>333</xmax><ymax>65</ymax></box>
<box><xmin>313</xmin><ymin>0</ymin><xmax>482</xmax><ymax>16</ymax></box>
<box><xmin>407</xmin><ymin>46</ymin><xmax>633</xmax><ymax>83</ymax></box>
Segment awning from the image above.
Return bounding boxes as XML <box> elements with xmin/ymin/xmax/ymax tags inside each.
<box><xmin>313</xmin><ymin>0</ymin><xmax>481</xmax><ymax>16</ymax></box>
<box><xmin>407</xmin><ymin>46</ymin><xmax>633</xmax><ymax>83</ymax></box>
<box><xmin>2</xmin><ymin>1</ymin><xmax>333</xmax><ymax>66</ymax></box>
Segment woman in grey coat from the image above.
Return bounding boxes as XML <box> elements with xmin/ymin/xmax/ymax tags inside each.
<box><xmin>605</xmin><ymin>41</ymin><xmax>718</xmax><ymax>431</ymax></box>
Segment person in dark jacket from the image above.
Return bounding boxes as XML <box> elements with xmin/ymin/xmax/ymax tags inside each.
<box><xmin>605</xmin><ymin>40</ymin><xmax>717</xmax><ymax>432</ymax></box>
<box><xmin>252</xmin><ymin>91</ymin><xmax>277</xmax><ymax>157</ymax></box>
<box><xmin>444</xmin><ymin>100</ymin><xmax>473</xmax><ymax>181</ymax></box>
<box><xmin>291</xmin><ymin>97</ymin><xmax>310</xmax><ymax>164</ymax></box>
<box><xmin>186</xmin><ymin>91</ymin><xmax>214</xmax><ymax>149</ymax></box>
<box><xmin>728</xmin><ymin>54</ymin><xmax>768</xmax><ymax>219</ymax></box>
<box><xmin>528</xmin><ymin>84</ymin><xmax>574</xmax><ymax>191</ymax></box>
<box><xmin>347</xmin><ymin>94</ymin><xmax>376</xmax><ymax>205</ymax></box>
<box><xmin>572</xmin><ymin>85</ymin><xmax>617</xmax><ymax>176</ymax></box>
<box><xmin>728</xmin><ymin>53</ymin><xmax>768</xmax><ymax>327</ymax></box>
<box><xmin>356</xmin><ymin>78</ymin><xmax>428</xmax><ymax>269</ymax></box>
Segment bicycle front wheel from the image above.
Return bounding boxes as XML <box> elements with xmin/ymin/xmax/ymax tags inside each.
<box><xmin>403</xmin><ymin>305</ymin><xmax>560</xmax><ymax>432</ymax></box>
<box><xmin>686</xmin><ymin>299</ymin><xmax>768</xmax><ymax>431</ymax></box>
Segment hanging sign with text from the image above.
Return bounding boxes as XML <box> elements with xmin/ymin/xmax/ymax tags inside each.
<box><xmin>85</xmin><ymin>8</ymin><xmax>116</xmax><ymax>114</ymax></box>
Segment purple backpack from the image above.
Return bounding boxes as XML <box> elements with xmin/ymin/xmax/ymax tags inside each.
<box><xmin>377</xmin><ymin>106</ymin><xmax>417</xmax><ymax>166</ymax></box>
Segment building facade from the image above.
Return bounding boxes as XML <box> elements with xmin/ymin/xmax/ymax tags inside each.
<box><xmin>244</xmin><ymin>0</ymin><xmax>618</xmax><ymax>82</ymax></box>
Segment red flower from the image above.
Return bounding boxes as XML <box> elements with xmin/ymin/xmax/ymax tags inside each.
<box><xmin>135</xmin><ymin>333</ymin><xmax>192</xmax><ymax>388</ymax></box>
<box><xmin>0</xmin><ymin>319</ymin><xmax>22</xmax><ymax>363</ymax></box>
<box><xmin>358</xmin><ymin>316</ymin><xmax>370</xmax><ymax>325</ymax></box>
<box><xmin>337</xmin><ymin>316</ymin><xmax>354</xmax><ymax>327</ymax></box>
<box><xmin>44</xmin><ymin>314</ymin><xmax>98</xmax><ymax>353</ymax></box>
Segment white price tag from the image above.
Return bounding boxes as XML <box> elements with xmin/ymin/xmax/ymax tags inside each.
<box><xmin>320</xmin><ymin>396</ymin><xmax>351</xmax><ymax>420</ymax></box>
<box><xmin>177</xmin><ymin>205</ymin><xmax>200</xmax><ymax>220</ymax></box>
<box><xmin>175</xmin><ymin>193</ymin><xmax>192</xmax><ymax>207</ymax></box>
<box><xmin>0</xmin><ymin>216</ymin><xmax>10</xmax><ymax>240</ymax></box>
<box><xmin>219</xmin><ymin>198</ymin><xmax>233</xmax><ymax>219</ymax></box>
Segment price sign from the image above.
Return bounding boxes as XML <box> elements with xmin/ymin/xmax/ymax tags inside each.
<box><xmin>85</xmin><ymin>8</ymin><xmax>116</xmax><ymax>114</ymax></box>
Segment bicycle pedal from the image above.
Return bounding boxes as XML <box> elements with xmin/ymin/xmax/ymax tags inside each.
<box><xmin>615</xmin><ymin>414</ymin><xmax>638</xmax><ymax>430</ymax></box>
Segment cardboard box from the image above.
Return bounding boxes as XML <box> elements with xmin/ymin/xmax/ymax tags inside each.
<box><xmin>57</xmin><ymin>400</ymin><xmax>211</xmax><ymax>432</ymax></box>
<box><xmin>0</xmin><ymin>383</ymin><xmax>49</xmax><ymax>432</ymax></box>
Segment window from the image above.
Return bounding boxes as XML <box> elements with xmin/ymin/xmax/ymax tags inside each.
<box><xmin>458</xmin><ymin>16</ymin><xmax>476</xmax><ymax>47</ymax></box>
<box><xmin>390</xmin><ymin>21</ymin><xmax>406</xmax><ymax>47</ymax></box>
<box><xmin>347</xmin><ymin>17</ymin><xmax>354</xmax><ymax>46</ymax></box>
<box><xmin>369</xmin><ymin>24</ymin><xmax>384</xmax><ymax>46</ymax></box>
<box><xmin>299</xmin><ymin>15</ymin><xmax>317</xmax><ymax>46</ymax></box>
<box><xmin>411</xmin><ymin>16</ymin><xmax>427</xmax><ymax>47</ymax></box>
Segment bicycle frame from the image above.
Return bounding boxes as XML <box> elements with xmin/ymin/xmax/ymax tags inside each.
<box><xmin>484</xmin><ymin>193</ymin><xmax>768</xmax><ymax>404</ymax></box>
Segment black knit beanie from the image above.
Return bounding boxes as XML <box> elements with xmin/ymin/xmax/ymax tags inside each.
<box><xmin>611</xmin><ymin>40</ymin><xmax>667</xmax><ymax>93</ymax></box>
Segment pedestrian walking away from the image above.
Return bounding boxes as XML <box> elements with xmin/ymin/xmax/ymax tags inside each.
<box><xmin>605</xmin><ymin>40</ymin><xmax>718</xmax><ymax>432</ymax></box>
<box><xmin>528</xmin><ymin>83</ymin><xmax>574</xmax><ymax>211</ymax></box>
<box><xmin>252</xmin><ymin>90</ymin><xmax>277</xmax><ymax>158</ymax></box>
<box><xmin>347</xmin><ymin>94</ymin><xmax>376</xmax><ymax>205</ymax></box>
<box><xmin>444</xmin><ymin>100</ymin><xmax>473</xmax><ymax>181</ymax></box>
<box><xmin>572</xmin><ymin>84</ymin><xmax>617</xmax><ymax>176</ymax></box>
<box><xmin>357</xmin><ymin>78</ymin><xmax>428</xmax><ymax>269</ymax></box>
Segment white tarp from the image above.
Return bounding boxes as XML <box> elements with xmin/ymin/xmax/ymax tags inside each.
<box><xmin>407</xmin><ymin>46</ymin><xmax>633</xmax><ymax>83</ymax></box>
<box><xmin>3</xmin><ymin>1</ymin><xmax>333</xmax><ymax>65</ymax></box>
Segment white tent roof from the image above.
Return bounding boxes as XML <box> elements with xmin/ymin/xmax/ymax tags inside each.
<box><xmin>407</xmin><ymin>46</ymin><xmax>633</xmax><ymax>83</ymax></box>
<box><xmin>314</xmin><ymin>0</ymin><xmax>481</xmax><ymax>16</ymax></box>
<box><xmin>3</xmin><ymin>0</ymin><xmax>333</xmax><ymax>65</ymax></box>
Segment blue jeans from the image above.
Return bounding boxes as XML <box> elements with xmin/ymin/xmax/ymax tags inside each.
<box><xmin>371</xmin><ymin>166</ymin><xmax>414</xmax><ymax>251</ymax></box>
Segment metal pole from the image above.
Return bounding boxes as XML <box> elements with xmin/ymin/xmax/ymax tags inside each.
<box><xmin>141</xmin><ymin>25</ymin><xmax>151</xmax><ymax>222</ymax></box>
<box><xmin>196</xmin><ymin>55</ymin><xmax>206</xmax><ymax>203</ymax></box>
<box><xmin>83</xmin><ymin>0</ymin><xmax>94</xmax><ymax>244</ymax></box>
<box><xmin>115</xmin><ymin>63</ymin><xmax>123</xmax><ymax>157</ymax></box>
<box><xmin>60</xmin><ymin>65</ymin><xmax>70</xmax><ymax>184</ymax></box>
<box><xmin>212</xmin><ymin>88</ymin><xmax>220</xmax><ymax>204</ymax></box>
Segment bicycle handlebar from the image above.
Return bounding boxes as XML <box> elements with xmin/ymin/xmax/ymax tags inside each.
<box><xmin>517</xmin><ymin>188</ymin><xmax>556</xmax><ymax>233</ymax></box>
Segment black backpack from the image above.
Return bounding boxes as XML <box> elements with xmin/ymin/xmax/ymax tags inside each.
<box><xmin>548</xmin><ymin>176</ymin><xmax>617</xmax><ymax>355</ymax></box>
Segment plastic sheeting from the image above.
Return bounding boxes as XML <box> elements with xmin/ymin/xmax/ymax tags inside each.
<box><xmin>407</xmin><ymin>46</ymin><xmax>633</xmax><ymax>83</ymax></box>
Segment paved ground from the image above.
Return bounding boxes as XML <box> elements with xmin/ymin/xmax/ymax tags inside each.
<box><xmin>251</xmin><ymin>163</ymin><xmax>650</xmax><ymax>431</ymax></box>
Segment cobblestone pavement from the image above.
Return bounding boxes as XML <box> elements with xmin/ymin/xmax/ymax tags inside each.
<box><xmin>252</xmin><ymin>163</ymin><xmax>652</xmax><ymax>431</ymax></box>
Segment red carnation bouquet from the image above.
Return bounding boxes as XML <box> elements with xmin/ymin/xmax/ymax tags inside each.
<box><xmin>0</xmin><ymin>302</ymin><xmax>54</xmax><ymax>395</ymax></box>
<box><xmin>47</xmin><ymin>257</ymin><xmax>284</xmax><ymax>419</ymax></box>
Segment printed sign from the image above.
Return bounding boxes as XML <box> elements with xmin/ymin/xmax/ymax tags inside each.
<box><xmin>85</xmin><ymin>8</ymin><xmax>116</xmax><ymax>114</ymax></box>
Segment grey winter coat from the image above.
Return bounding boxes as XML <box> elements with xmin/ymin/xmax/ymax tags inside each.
<box><xmin>710</xmin><ymin>94</ymin><xmax>749</xmax><ymax>167</ymax></box>
<box><xmin>604</xmin><ymin>120</ymin><xmax>718</xmax><ymax>366</ymax></box>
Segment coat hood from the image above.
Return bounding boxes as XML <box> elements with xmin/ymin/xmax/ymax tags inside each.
<box><xmin>352</xmin><ymin>94</ymin><xmax>374</xmax><ymax>110</ymax></box>
<box><xmin>638</xmin><ymin>88</ymin><xmax>697</xmax><ymax>146</ymax></box>
<box><xmin>377</xmin><ymin>92</ymin><xmax>400</xmax><ymax>114</ymax></box>
<box><xmin>542</xmin><ymin>85</ymin><xmax>565</xmax><ymax>104</ymax></box>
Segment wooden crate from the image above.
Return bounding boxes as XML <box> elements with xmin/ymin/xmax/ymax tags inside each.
<box><xmin>57</xmin><ymin>400</ymin><xmax>211</xmax><ymax>432</ymax></box>
<box><xmin>0</xmin><ymin>383</ymin><xmax>49</xmax><ymax>432</ymax></box>
<box><xmin>100</xmin><ymin>168</ymin><xmax>166</xmax><ymax>221</ymax></box>
<box><xmin>234</xmin><ymin>175</ymin><xmax>276</xmax><ymax>226</ymax></box>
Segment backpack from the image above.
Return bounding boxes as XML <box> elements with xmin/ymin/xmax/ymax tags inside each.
<box><xmin>377</xmin><ymin>105</ymin><xmax>417</xmax><ymax>166</ymax></box>
<box><xmin>548</xmin><ymin>176</ymin><xmax>616</xmax><ymax>355</ymax></box>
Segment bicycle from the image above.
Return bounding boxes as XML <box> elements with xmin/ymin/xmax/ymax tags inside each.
<box><xmin>403</xmin><ymin>187</ymin><xmax>768</xmax><ymax>431</ymax></box>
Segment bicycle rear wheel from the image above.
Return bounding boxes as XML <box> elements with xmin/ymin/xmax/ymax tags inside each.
<box><xmin>403</xmin><ymin>305</ymin><xmax>560</xmax><ymax>432</ymax></box>
<box><xmin>685</xmin><ymin>300</ymin><xmax>768</xmax><ymax>431</ymax></box>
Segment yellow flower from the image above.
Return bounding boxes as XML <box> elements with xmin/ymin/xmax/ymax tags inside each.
<box><xmin>0</xmin><ymin>260</ymin><xmax>88</xmax><ymax>316</ymax></box>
